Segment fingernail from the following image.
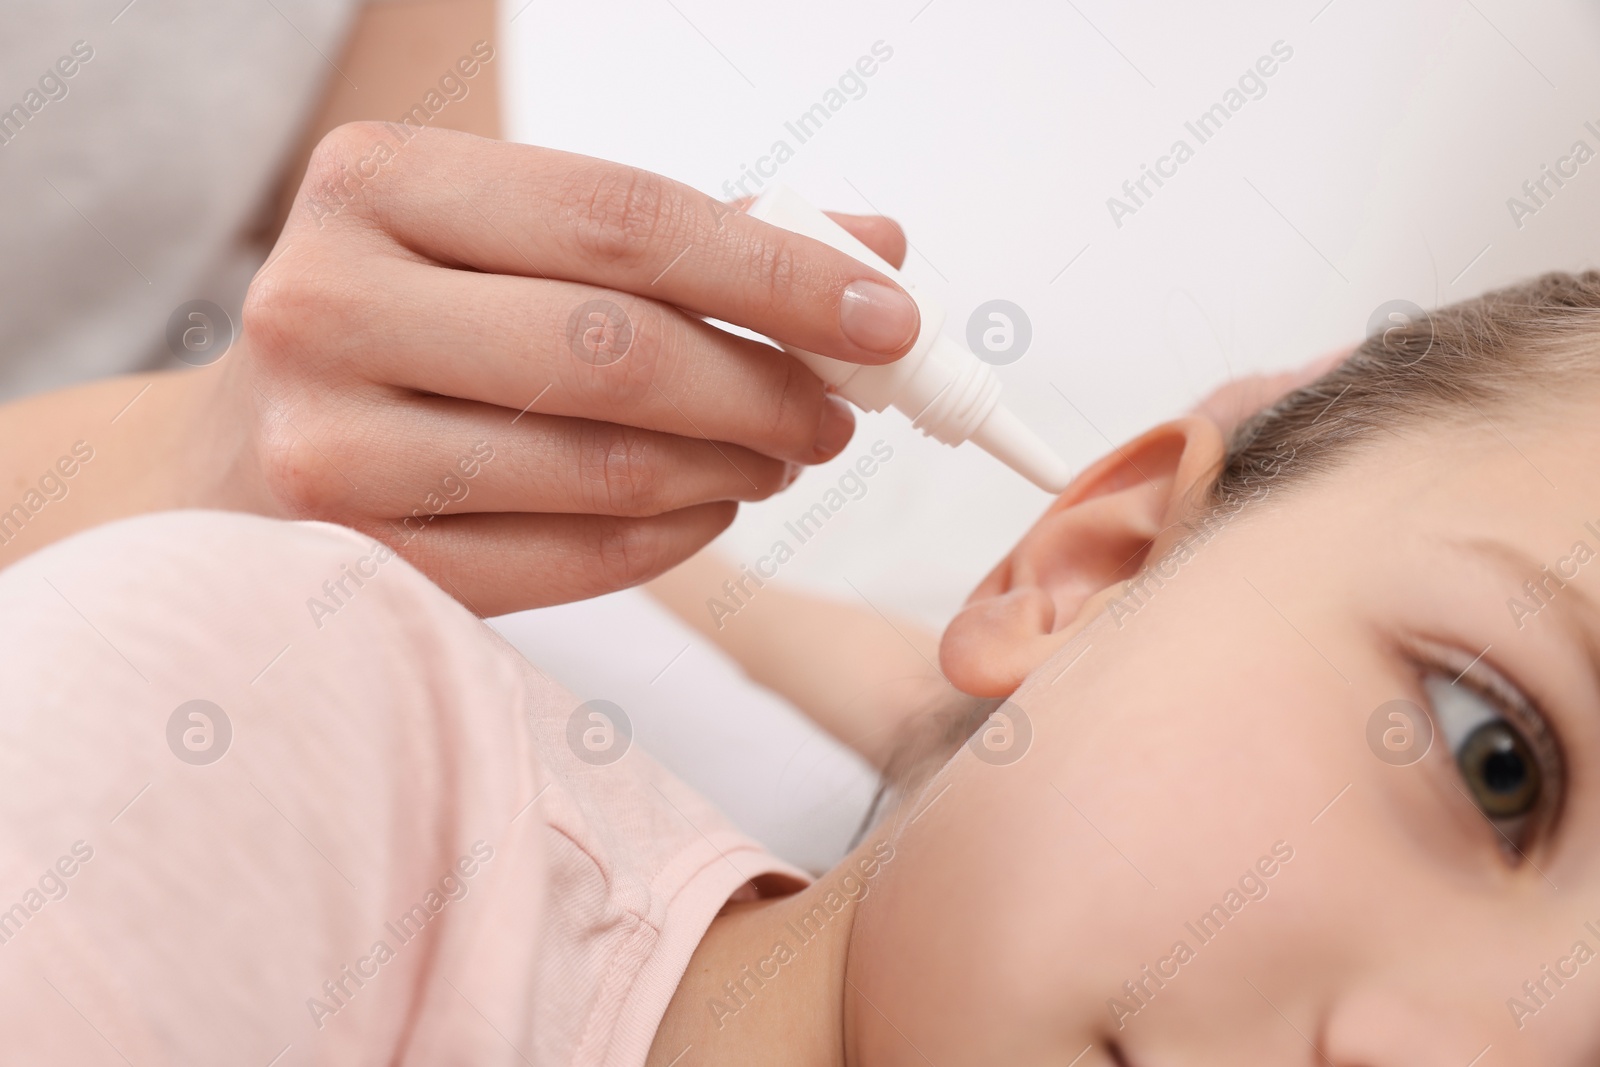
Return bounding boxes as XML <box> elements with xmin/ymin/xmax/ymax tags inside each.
<box><xmin>839</xmin><ymin>279</ymin><xmax>920</xmax><ymax>355</ymax></box>
<box><xmin>815</xmin><ymin>394</ymin><xmax>855</xmax><ymax>458</ymax></box>
<box><xmin>780</xmin><ymin>461</ymin><xmax>801</xmax><ymax>489</ymax></box>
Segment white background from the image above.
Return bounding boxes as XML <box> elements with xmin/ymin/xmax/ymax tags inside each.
<box><xmin>493</xmin><ymin>0</ymin><xmax>1600</xmax><ymax>871</ymax></box>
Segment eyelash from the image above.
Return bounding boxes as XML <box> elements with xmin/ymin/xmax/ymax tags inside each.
<box><xmin>1407</xmin><ymin>640</ymin><xmax>1566</xmax><ymax>860</ymax></box>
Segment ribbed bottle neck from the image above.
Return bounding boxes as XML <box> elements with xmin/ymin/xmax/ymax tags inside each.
<box><xmin>906</xmin><ymin>334</ymin><xmax>1003</xmax><ymax>445</ymax></box>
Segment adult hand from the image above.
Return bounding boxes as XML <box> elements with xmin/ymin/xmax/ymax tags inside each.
<box><xmin>199</xmin><ymin>125</ymin><xmax>916</xmax><ymax>616</ymax></box>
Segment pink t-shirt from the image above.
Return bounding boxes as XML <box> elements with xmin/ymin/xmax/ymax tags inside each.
<box><xmin>0</xmin><ymin>510</ymin><xmax>809</xmax><ymax>1065</ymax></box>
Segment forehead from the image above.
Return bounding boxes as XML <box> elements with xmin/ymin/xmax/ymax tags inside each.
<box><xmin>1244</xmin><ymin>410</ymin><xmax>1600</xmax><ymax>555</ymax></box>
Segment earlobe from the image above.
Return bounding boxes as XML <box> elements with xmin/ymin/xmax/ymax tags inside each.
<box><xmin>939</xmin><ymin>416</ymin><xmax>1228</xmax><ymax>697</ymax></box>
<box><xmin>937</xmin><ymin>586</ymin><xmax>1063</xmax><ymax>699</ymax></box>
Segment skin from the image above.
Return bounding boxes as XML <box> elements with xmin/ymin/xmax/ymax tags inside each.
<box><xmin>15</xmin><ymin>5</ymin><xmax>1586</xmax><ymax>1055</ymax></box>
<box><xmin>641</xmin><ymin>348</ymin><xmax>1351</xmax><ymax>769</ymax></box>
<box><xmin>0</xmin><ymin>0</ymin><xmax>497</xmax><ymax>565</ymax></box>
<box><xmin>645</xmin><ymin>544</ymin><xmax>947</xmax><ymax>770</ymax></box>
<box><xmin>649</xmin><ymin>400</ymin><xmax>1600</xmax><ymax>1065</ymax></box>
<box><xmin>0</xmin><ymin>1</ymin><xmax>920</xmax><ymax>617</ymax></box>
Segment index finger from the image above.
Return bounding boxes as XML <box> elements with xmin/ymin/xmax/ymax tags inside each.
<box><xmin>303</xmin><ymin>124</ymin><xmax>922</xmax><ymax>365</ymax></box>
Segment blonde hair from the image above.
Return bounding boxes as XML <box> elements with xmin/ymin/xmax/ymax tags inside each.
<box><xmin>1210</xmin><ymin>270</ymin><xmax>1600</xmax><ymax>507</ymax></box>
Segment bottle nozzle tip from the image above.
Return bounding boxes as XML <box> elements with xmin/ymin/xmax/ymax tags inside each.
<box><xmin>969</xmin><ymin>404</ymin><xmax>1074</xmax><ymax>493</ymax></box>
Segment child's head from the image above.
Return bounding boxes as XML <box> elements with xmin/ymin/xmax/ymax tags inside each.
<box><xmin>846</xmin><ymin>272</ymin><xmax>1600</xmax><ymax>1062</ymax></box>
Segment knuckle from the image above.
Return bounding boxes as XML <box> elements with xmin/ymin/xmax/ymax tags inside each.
<box><xmin>566</xmin><ymin>297</ymin><xmax>669</xmax><ymax>408</ymax></box>
<box><xmin>240</xmin><ymin>253</ymin><xmax>364</xmax><ymax>375</ymax></box>
<box><xmin>305</xmin><ymin>122</ymin><xmax>366</xmax><ymax>171</ymax></box>
<box><xmin>578</xmin><ymin>424</ymin><xmax>662</xmax><ymax>517</ymax></box>
<box><xmin>589</xmin><ymin>518</ymin><xmax>665</xmax><ymax>591</ymax></box>
<box><xmin>766</xmin><ymin>355</ymin><xmax>824</xmax><ymax>457</ymax></box>
<box><xmin>756</xmin><ymin>234</ymin><xmax>801</xmax><ymax>314</ymax></box>
<box><xmin>609</xmin><ymin>301</ymin><xmax>670</xmax><ymax>402</ymax></box>
<box><xmin>299</xmin><ymin>121</ymin><xmax>394</xmax><ymax>225</ymax></box>
<box><xmin>565</xmin><ymin>165</ymin><xmax>677</xmax><ymax>267</ymax></box>
<box><xmin>255</xmin><ymin>401</ymin><xmax>344</xmax><ymax>520</ymax></box>
<box><xmin>591</xmin><ymin>504</ymin><xmax>735</xmax><ymax>591</ymax></box>
<box><xmin>239</xmin><ymin>272</ymin><xmax>300</xmax><ymax>372</ymax></box>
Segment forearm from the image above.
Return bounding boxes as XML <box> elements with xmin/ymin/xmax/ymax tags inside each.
<box><xmin>647</xmin><ymin>549</ymin><xmax>952</xmax><ymax>769</ymax></box>
<box><xmin>0</xmin><ymin>365</ymin><xmax>249</xmax><ymax>567</ymax></box>
<box><xmin>0</xmin><ymin>1</ymin><xmax>501</xmax><ymax>569</ymax></box>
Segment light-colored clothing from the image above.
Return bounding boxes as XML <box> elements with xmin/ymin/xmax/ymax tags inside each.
<box><xmin>0</xmin><ymin>510</ymin><xmax>807</xmax><ymax>1064</ymax></box>
<box><xmin>0</xmin><ymin>0</ymin><xmax>381</xmax><ymax>402</ymax></box>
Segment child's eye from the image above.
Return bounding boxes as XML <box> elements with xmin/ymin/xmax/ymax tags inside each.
<box><xmin>1418</xmin><ymin>657</ymin><xmax>1564</xmax><ymax>859</ymax></box>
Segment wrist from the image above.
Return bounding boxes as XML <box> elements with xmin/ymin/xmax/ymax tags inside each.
<box><xmin>169</xmin><ymin>356</ymin><xmax>277</xmax><ymax>516</ymax></box>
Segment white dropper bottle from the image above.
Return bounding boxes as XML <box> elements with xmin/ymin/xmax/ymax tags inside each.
<box><xmin>746</xmin><ymin>184</ymin><xmax>1073</xmax><ymax>493</ymax></box>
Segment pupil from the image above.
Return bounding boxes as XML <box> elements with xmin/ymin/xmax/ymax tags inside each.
<box><xmin>1480</xmin><ymin>745</ymin><xmax>1526</xmax><ymax>795</ymax></box>
<box><xmin>1459</xmin><ymin>721</ymin><xmax>1541</xmax><ymax>818</ymax></box>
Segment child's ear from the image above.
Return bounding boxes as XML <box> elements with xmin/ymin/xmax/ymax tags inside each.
<box><xmin>940</xmin><ymin>415</ymin><xmax>1229</xmax><ymax>697</ymax></box>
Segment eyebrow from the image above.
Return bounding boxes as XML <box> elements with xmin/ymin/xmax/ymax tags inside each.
<box><xmin>1445</xmin><ymin>536</ymin><xmax>1600</xmax><ymax>649</ymax></box>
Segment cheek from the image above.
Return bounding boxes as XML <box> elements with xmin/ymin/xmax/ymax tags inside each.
<box><xmin>848</xmin><ymin>727</ymin><xmax>1249</xmax><ymax>1062</ymax></box>
<box><xmin>849</xmin><ymin>608</ymin><xmax>1358</xmax><ymax>1060</ymax></box>
<box><xmin>848</xmin><ymin>768</ymin><xmax>1097</xmax><ymax>1064</ymax></box>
